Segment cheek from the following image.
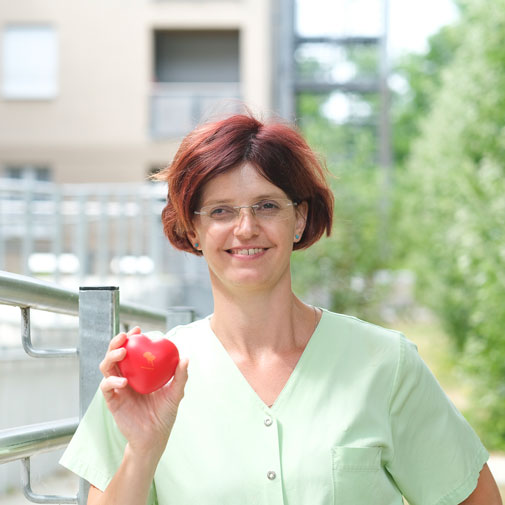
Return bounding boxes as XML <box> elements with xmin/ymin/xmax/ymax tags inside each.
<box><xmin>201</xmin><ymin>227</ymin><xmax>228</xmax><ymax>248</ymax></box>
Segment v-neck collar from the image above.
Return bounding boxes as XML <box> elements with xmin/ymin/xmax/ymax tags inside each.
<box><xmin>202</xmin><ymin>309</ymin><xmax>327</xmax><ymax>412</ymax></box>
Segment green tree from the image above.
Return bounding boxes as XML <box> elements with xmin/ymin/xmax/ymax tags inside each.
<box><xmin>293</xmin><ymin>91</ymin><xmax>389</xmax><ymax>323</ymax></box>
<box><xmin>401</xmin><ymin>0</ymin><xmax>505</xmax><ymax>449</ymax></box>
<box><xmin>392</xmin><ymin>21</ymin><xmax>461</xmax><ymax>165</ymax></box>
<box><xmin>389</xmin><ymin>18</ymin><xmax>464</xmax><ymax>263</ymax></box>
<box><xmin>292</xmin><ymin>34</ymin><xmax>398</xmax><ymax>322</ymax></box>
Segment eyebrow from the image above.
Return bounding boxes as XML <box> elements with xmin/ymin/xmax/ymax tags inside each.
<box><xmin>201</xmin><ymin>194</ymin><xmax>286</xmax><ymax>206</ymax></box>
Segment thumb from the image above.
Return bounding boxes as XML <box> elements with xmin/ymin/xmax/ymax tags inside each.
<box><xmin>169</xmin><ymin>358</ymin><xmax>189</xmax><ymax>405</ymax></box>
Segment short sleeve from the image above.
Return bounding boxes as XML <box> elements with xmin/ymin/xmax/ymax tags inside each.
<box><xmin>386</xmin><ymin>336</ymin><xmax>489</xmax><ymax>505</ymax></box>
<box><xmin>59</xmin><ymin>389</ymin><xmax>158</xmax><ymax>505</ymax></box>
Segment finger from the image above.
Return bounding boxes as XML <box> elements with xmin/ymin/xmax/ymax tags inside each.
<box><xmin>108</xmin><ymin>332</ymin><xmax>127</xmax><ymax>352</ymax></box>
<box><xmin>170</xmin><ymin>358</ymin><xmax>189</xmax><ymax>403</ymax></box>
<box><xmin>99</xmin><ymin>347</ymin><xmax>127</xmax><ymax>377</ymax></box>
<box><xmin>127</xmin><ymin>326</ymin><xmax>142</xmax><ymax>336</ymax></box>
<box><xmin>100</xmin><ymin>376</ymin><xmax>127</xmax><ymax>400</ymax></box>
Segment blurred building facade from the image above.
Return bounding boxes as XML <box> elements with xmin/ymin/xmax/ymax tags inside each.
<box><xmin>0</xmin><ymin>0</ymin><xmax>285</xmax><ymax>318</ymax></box>
<box><xmin>0</xmin><ymin>0</ymin><xmax>275</xmax><ymax>184</ymax></box>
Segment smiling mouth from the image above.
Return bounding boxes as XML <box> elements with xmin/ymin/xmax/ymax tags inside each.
<box><xmin>227</xmin><ymin>248</ymin><xmax>266</xmax><ymax>256</ymax></box>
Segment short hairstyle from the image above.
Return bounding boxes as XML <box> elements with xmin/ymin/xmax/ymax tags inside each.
<box><xmin>155</xmin><ymin>114</ymin><xmax>334</xmax><ymax>255</ymax></box>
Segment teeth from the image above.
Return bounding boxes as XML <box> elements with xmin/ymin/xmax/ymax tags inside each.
<box><xmin>232</xmin><ymin>248</ymin><xmax>264</xmax><ymax>255</ymax></box>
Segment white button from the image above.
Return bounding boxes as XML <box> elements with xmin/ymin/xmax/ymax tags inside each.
<box><xmin>264</xmin><ymin>417</ymin><xmax>273</xmax><ymax>427</ymax></box>
<box><xmin>267</xmin><ymin>471</ymin><xmax>277</xmax><ymax>480</ymax></box>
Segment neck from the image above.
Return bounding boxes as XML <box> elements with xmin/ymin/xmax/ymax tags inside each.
<box><xmin>210</xmin><ymin>277</ymin><xmax>314</xmax><ymax>360</ymax></box>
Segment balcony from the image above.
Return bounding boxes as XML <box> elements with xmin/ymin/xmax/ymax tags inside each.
<box><xmin>150</xmin><ymin>82</ymin><xmax>241</xmax><ymax>139</ymax></box>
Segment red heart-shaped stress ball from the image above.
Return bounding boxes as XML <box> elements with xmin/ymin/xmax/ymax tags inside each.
<box><xmin>118</xmin><ymin>334</ymin><xmax>179</xmax><ymax>394</ymax></box>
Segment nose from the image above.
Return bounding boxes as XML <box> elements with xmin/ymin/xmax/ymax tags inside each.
<box><xmin>233</xmin><ymin>207</ymin><xmax>259</xmax><ymax>238</ymax></box>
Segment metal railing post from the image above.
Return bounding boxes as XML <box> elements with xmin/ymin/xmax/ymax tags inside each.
<box><xmin>22</xmin><ymin>171</ymin><xmax>35</xmax><ymax>275</ymax></box>
<box><xmin>0</xmin><ymin>272</ymin><xmax>194</xmax><ymax>503</ymax></box>
<box><xmin>78</xmin><ymin>286</ymin><xmax>120</xmax><ymax>505</ymax></box>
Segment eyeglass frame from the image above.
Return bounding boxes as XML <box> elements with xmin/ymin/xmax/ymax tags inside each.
<box><xmin>193</xmin><ymin>198</ymin><xmax>298</xmax><ymax>223</ymax></box>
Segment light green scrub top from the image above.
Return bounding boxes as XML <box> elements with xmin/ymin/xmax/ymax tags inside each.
<box><xmin>60</xmin><ymin>310</ymin><xmax>489</xmax><ymax>505</ymax></box>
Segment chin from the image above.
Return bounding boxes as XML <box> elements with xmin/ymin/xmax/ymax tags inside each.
<box><xmin>231</xmin><ymin>274</ymin><xmax>271</xmax><ymax>288</ymax></box>
<box><xmin>209</xmin><ymin>260</ymin><xmax>291</xmax><ymax>292</ymax></box>
<box><xmin>227</xmin><ymin>268</ymin><xmax>289</xmax><ymax>292</ymax></box>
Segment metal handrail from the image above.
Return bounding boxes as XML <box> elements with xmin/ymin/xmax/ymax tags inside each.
<box><xmin>0</xmin><ymin>418</ymin><xmax>78</xmax><ymax>464</ymax></box>
<box><xmin>21</xmin><ymin>307</ymin><xmax>77</xmax><ymax>358</ymax></box>
<box><xmin>22</xmin><ymin>458</ymin><xmax>77</xmax><ymax>504</ymax></box>
<box><xmin>0</xmin><ymin>272</ymin><xmax>194</xmax><ymax>504</ymax></box>
<box><xmin>0</xmin><ymin>420</ymin><xmax>80</xmax><ymax>503</ymax></box>
<box><xmin>0</xmin><ymin>270</ymin><xmax>175</xmax><ymax>328</ymax></box>
<box><xmin>0</xmin><ymin>270</ymin><xmax>79</xmax><ymax>315</ymax></box>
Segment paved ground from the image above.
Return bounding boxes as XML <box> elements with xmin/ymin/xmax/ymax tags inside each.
<box><xmin>2</xmin><ymin>454</ymin><xmax>505</xmax><ymax>504</ymax></box>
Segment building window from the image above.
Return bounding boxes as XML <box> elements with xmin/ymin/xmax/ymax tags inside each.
<box><xmin>2</xmin><ymin>25</ymin><xmax>59</xmax><ymax>100</ymax></box>
<box><xmin>154</xmin><ymin>30</ymin><xmax>240</xmax><ymax>83</ymax></box>
<box><xmin>151</xmin><ymin>30</ymin><xmax>241</xmax><ymax>138</ymax></box>
<box><xmin>4</xmin><ymin>165</ymin><xmax>52</xmax><ymax>181</ymax></box>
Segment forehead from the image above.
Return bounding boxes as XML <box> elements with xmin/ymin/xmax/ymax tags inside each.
<box><xmin>200</xmin><ymin>163</ymin><xmax>287</xmax><ymax>204</ymax></box>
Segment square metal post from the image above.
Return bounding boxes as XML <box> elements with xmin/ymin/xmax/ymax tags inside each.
<box><xmin>78</xmin><ymin>286</ymin><xmax>120</xmax><ymax>505</ymax></box>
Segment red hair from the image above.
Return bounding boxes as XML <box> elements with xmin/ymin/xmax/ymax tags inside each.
<box><xmin>155</xmin><ymin>114</ymin><xmax>334</xmax><ymax>255</ymax></box>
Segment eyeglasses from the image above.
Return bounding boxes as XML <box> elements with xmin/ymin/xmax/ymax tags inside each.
<box><xmin>194</xmin><ymin>198</ymin><xmax>297</xmax><ymax>223</ymax></box>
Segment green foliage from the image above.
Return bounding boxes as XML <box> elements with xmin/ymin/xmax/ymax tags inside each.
<box><xmin>400</xmin><ymin>0</ymin><xmax>505</xmax><ymax>449</ymax></box>
<box><xmin>293</xmin><ymin>93</ymin><xmax>389</xmax><ymax>322</ymax></box>
<box><xmin>392</xmin><ymin>22</ymin><xmax>462</xmax><ymax>165</ymax></box>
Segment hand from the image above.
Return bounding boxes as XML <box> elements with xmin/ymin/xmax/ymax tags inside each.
<box><xmin>99</xmin><ymin>326</ymin><xmax>189</xmax><ymax>455</ymax></box>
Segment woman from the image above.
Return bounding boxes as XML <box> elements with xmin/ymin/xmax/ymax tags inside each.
<box><xmin>61</xmin><ymin>114</ymin><xmax>501</xmax><ymax>505</ymax></box>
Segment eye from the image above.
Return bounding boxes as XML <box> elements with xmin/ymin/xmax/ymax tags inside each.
<box><xmin>209</xmin><ymin>206</ymin><xmax>234</xmax><ymax>219</ymax></box>
<box><xmin>257</xmin><ymin>200</ymin><xmax>281</xmax><ymax>211</ymax></box>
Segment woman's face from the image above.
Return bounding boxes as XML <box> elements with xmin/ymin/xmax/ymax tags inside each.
<box><xmin>188</xmin><ymin>163</ymin><xmax>307</xmax><ymax>294</ymax></box>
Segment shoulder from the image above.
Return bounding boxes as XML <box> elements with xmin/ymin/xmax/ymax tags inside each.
<box><xmin>308</xmin><ymin>311</ymin><xmax>417</xmax><ymax>415</ymax></box>
<box><xmin>316</xmin><ymin>310</ymin><xmax>416</xmax><ymax>384</ymax></box>
<box><xmin>319</xmin><ymin>309</ymin><xmax>409</xmax><ymax>354</ymax></box>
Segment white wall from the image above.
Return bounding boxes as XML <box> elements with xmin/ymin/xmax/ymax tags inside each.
<box><xmin>0</xmin><ymin>350</ymin><xmax>79</xmax><ymax>496</ymax></box>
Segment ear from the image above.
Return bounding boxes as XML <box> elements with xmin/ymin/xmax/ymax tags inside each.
<box><xmin>186</xmin><ymin>229</ymin><xmax>201</xmax><ymax>251</ymax></box>
<box><xmin>294</xmin><ymin>201</ymin><xmax>308</xmax><ymax>239</ymax></box>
